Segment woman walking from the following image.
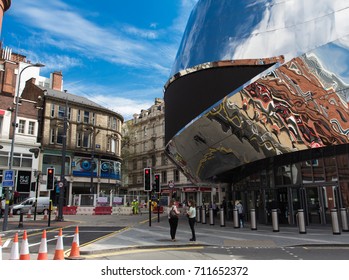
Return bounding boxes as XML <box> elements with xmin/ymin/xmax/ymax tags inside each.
<box><xmin>168</xmin><ymin>199</ymin><xmax>180</xmax><ymax>241</ymax></box>
<box><xmin>187</xmin><ymin>200</ymin><xmax>196</xmax><ymax>241</ymax></box>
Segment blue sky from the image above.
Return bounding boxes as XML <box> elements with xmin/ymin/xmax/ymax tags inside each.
<box><xmin>1</xmin><ymin>0</ymin><xmax>198</xmax><ymax>120</ymax></box>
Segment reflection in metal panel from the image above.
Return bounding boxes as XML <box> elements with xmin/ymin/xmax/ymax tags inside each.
<box><xmin>164</xmin><ymin>0</ymin><xmax>349</xmax><ymax>184</ymax></box>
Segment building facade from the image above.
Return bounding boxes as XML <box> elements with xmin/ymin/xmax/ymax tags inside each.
<box><xmin>21</xmin><ymin>76</ymin><xmax>123</xmax><ymax>206</ymax></box>
<box><xmin>0</xmin><ymin>48</ymin><xmax>45</xmax><ymax>202</ymax></box>
<box><xmin>164</xmin><ymin>0</ymin><xmax>349</xmax><ymax>225</ymax></box>
<box><xmin>122</xmin><ymin>98</ymin><xmax>217</xmax><ymax>204</ymax></box>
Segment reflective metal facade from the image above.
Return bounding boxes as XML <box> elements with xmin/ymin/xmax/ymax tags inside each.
<box><xmin>164</xmin><ymin>0</ymin><xmax>349</xmax><ymax>184</ymax></box>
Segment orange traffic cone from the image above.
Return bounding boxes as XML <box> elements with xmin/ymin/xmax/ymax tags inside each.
<box><xmin>20</xmin><ymin>230</ymin><xmax>30</xmax><ymax>260</ymax></box>
<box><xmin>37</xmin><ymin>230</ymin><xmax>48</xmax><ymax>260</ymax></box>
<box><xmin>27</xmin><ymin>207</ymin><xmax>32</xmax><ymax>218</ymax></box>
<box><xmin>10</xmin><ymin>233</ymin><xmax>19</xmax><ymax>260</ymax></box>
<box><xmin>53</xmin><ymin>228</ymin><xmax>64</xmax><ymax>260</ymax></box>
<box><xmin>66</xmin><ymin>226</ymin><xmax>84</xmax><ymax>260</ymax></box>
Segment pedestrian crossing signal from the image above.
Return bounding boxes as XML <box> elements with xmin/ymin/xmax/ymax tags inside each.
<box><xmin>47</xmin><ymin>168</ymin><xmax>55</xmax><ymax>190</ymax></box>
<box><xmin>154</xmin><ymin>174</ymin><xmax>160</xmax><ymax>193</ymax></box>
<box><xmin>144</xmin><ymin>168</ymin><xmax>152</xmax><ymax>191</ymax></box>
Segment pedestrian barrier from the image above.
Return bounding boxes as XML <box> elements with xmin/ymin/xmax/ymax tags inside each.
<box><xmin>250</xmin><ymin>209</ymin><xmax>257</xmax><ymax>230</ymax></box>
<box><xmin>271</xmin><ymin>209</ymin><xmax>279</xmax><ymax>232</ymax></box>
<box><xmin>340</xmin><ymin>208</ymin><xmax>349</xmax><ymax>232</ymax></box>
<box><xmin>152</xmin><ymin>206</ymin><xmax>164</xmax><ymax>214</ymax></box>
<box><xmin>53</xmin><ymin>228</ymin><xmax>64</xmax><ymax>260</ymax></box>
<box><xmin>331</xmin><ymin>209</ymin><xmax>341</xmax><ymax>235</ymax></box>
<box><xmin>76</xmin><ymin>206</ymin><xmax>94</xmax><ymax>215</ymax></box>
<box><xmin>66</xmin><ymin>226</ymin><xmax>84</xmax><ymax>260</ymax></box>
<box><xmin>94</xmin><ymin>206</ymin><xmax>112</xmax><ymax>215</ymax></box>
<box><xmin>37</xmin><ymin>230</ymin><xmax>48</xmax><ymax>260</ymax></box>
<box><xmin>19</xmin><ymin>230</ymin><xmax>30</xmax><ymax>260</ymax></box>
<box><xmin>296</xmin><ymin>209</ymin><xmax>306</xmax><ymax>234</ymax></box>
<box><xmin>233</xmin><ymin>209</ymin><xmax>239</xmax><ymax>228</ymax></box>
<box><xmin>10</xmin><ymin>233</ymin><xmax>19</xmax><ymax>260</ymax></box>
<box><xmin>42</xmin><ymin>209</ymin><xmax>48</xmax><ymax>220</ymax></box>
<box><xmin>219</xmin><ymin>207</ymin><xmax>225</xmax><ymax>227</ymax></box>
<box><xmin>63</xmin><ymin>206</ymin><xmax>77</xmax><ymax>215</ymax></box>
<box><xmin>209</xmin><ymin>208</ymin><xmax>214</xmax><ymax>225</ymax></box>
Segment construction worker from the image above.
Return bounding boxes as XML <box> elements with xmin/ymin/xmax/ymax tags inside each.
<box><xmin>134</xmin><ymin>199</ymin><xmax>139</xmax><ymax>214</ymax></box>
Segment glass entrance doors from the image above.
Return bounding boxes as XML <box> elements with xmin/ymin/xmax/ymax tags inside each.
<box><xmin>288</xmin><ymin>184</ymin><xmax>339</xmax><ymax>225</ymax></box>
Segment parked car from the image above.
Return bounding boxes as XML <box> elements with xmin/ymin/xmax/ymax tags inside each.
<box><xmin>11</xmin><ymin>197</ymin><xmax>50</xmax><ymax>215</ymax></box>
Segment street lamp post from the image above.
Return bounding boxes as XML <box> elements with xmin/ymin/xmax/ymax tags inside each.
<box><xmin>2</xmin><ymin>62</ymin><xmax>45</xmax><ymax>231</ymax></box>
<box><xmin>57</xmin><ymin>93</ymin><xmax>68</xmax><ymax>222</ymax></box>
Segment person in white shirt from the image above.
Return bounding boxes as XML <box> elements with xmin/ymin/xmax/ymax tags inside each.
<box><xmin>187</xmin><ymin>200</ymin><xmax>196</xmax><ymax>241</ymax></box>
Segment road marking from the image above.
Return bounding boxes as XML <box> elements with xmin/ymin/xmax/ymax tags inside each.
<box><xmin>83</xmin><ymin>246</ymin><xmax>204</xmax><ymax>259</ymax></box>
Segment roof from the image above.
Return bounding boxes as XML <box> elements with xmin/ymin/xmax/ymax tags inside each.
<box><xmin>38</xmin><ymin>86</ymin><xmax>124</xmax><ymax>121</ymax></box>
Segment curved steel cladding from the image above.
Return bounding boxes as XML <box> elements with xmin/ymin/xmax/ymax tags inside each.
<box><xmin>164</xmin><ymin>0</ymin><xmax>349</xmax><ymax>184</ymax></box>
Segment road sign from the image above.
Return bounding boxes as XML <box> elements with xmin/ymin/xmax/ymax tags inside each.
<box><xmin>4</xmin><ymin>170</ymin><xmax>14</xmax><ymax>181</ymax></box>
<box><xmin>168</xmin><ymin>180</ymin><xmax>174</xmax><ymax>188</ymax></box>
<box><xmin>3</xmin><ymin>170</ymin><xmax>14</xmax><ymax>187</ymax></box>
<box><xmin>58</xmin><ymin>182</ymin><xmax>64</xmax><ymax>188</ymax></box>
<box><xmin>2</xmin><ymin>181</ymin><xmax>14</xmax><ymax>187</ymax></box>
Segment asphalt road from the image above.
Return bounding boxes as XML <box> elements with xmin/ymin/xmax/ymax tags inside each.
<box><xmin>88</xmin><ymin>245</ymin><xmax>349</xmax><ymax>260</ymax></box>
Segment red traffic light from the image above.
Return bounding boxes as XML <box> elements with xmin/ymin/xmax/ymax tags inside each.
<box><xmin>48</xmin><ymin>169</ymin><xmax>53</xmax><ymax>174</ymax></box>
<box><xmin>145</xmin><ymin>169</ymin><xmax>149</xmax><ymax>174</ymax></box>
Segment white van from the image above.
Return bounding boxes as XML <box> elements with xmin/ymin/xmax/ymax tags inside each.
<box><xmin>11</xmin><ymin>197</ymin><xmax>50</xmax><ymax>215</ymax></box>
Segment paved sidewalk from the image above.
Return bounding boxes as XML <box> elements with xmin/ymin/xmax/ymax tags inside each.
<box><xmin>2</xmin><ymin>213</ymin><xmax>349</xmax><ymax>259</ymax></box>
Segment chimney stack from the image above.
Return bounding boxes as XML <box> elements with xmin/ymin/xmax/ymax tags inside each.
<box><xmin>51</xmin><ymin>71</ymin><xmax>63</xmax><ymax>91</ymax></box>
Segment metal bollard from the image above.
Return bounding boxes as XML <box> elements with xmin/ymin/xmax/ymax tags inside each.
<box><xmin>331</xmin><ymin>209</ymin><xmax>341</xmax><ymax>235</ymax></box>
<box><xmin>18</xmin><ymin>211</ymin><xmax>24</xmax><ymax>228</ymax></box>
<box><xmin>209</xmin><ymin>208</ymin><xmax>214</xmax><ymax>225</ymax></box>
<box><xmin>340</xmin><ymin>208</ymin><xmax>349</xmax><ymax>232</ymax></box>
<box><xmin>271</xmin><ymin>209</ymin><xmax>279</xmax><ymax>232</ymax></box>
<box><xmin>233</xmin><ymin>208</ymin><xmax>239</xmax><ymax>228</ymax></box>
<box><xmin>297</xmin><ymin>209</ymin><xmax>306</xmax><ymax>234</ymax></box>
<box><xmin>201</xmin><ymin>205</ymin><xmax>207</xmax><ymax>224</ymax></box>
<box><xmin>250</xmin><ymin>209</ymin><xmax>257</xmax><ymax>230</ymax></box>
<box><xmin>220</xmin><ymin>207</ymin><xmax>225</xmax><ymax>227</ymax></box>
<box><xmin>196</xmin><ymin>206</ymin><xmax>201</xmax><ymax>223</ymax></box>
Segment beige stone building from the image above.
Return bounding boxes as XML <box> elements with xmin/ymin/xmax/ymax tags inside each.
<box><xmin>21</xmin><ymin>74</ymin><xmax>123</xmax><ymax>206</ymax></box>
<box><xmin>122</xmin><ymin>98</ymin><xmax>205</xmax><ymax>203</ymax></box>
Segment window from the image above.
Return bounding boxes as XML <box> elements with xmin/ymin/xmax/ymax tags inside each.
<box><xmin>50</xmin><ymin>128</ymin><xmax>55</xmax><ymax>144</ymax></box>
<box><xmin>161</xmin><ymin>153</ymin><xmax>168</xmax><ymax>165</ymax></box>
<box><xmin>28</xmin><ymin>121</ymin><xmax>35</xmax><ymax>135</ymax></box>
<box><xmin>67</xmin><ymin>107</ymin><xmax>71</xmax><ymax>120</ymax></box>
<box><xmin>142</xmin><ymin>158</ymin><xmax>147</xmax><ymax>168</ymax></box>
<box><xmin>51</xmin><ymin>104</ymin><xmax>55</xmax><ymax>117</ymax></box>
<box><xmin>77</xmin><ymin>110</ymin><xmax>81</xmax><ymax>122</ymax></box>
<box><xmin>57</xmin><ymin>127</ymin><xmax>64</xmax><ymax>144</ymax></box>
<box><xmin>76</xmin><ymin>132</ymin><xmax>90</xmax><ymax>148</ymax></box>
<box><xmin>173</xmin><ymin>169</ymin><xmax>180</xmax><ymax>182</ymax></box>
<box><xmin>92</xmin><ymin>113</ymin><xmax>96</xmax><ymax>125</ymax></box>
<box><xmin>161</xmin><ymin>171</ymin><xmax>167</xmax><ymax>184</ymax></box>
<box><xmin>83</xmin><ymin>133</ymin><xmax>90</xmax><ymax>148</ymax></box>
<box><xmin>84</xmin><ymin>111</ymin><xmax>90</xmax><ymax>124</ymax></box>
<box><xmin>58</xmin><ymin>106</ymin><xmax>65</xmax><ymax>118</ymax></box>
<box><xmin>133</xmin><ymin>159</ymin><xmax>137</xmax><ymax>170</ymax></box>
<box><xmin>18</xmin><ymin>120</ymin><xmax>25</xmax><ymax>134</ymax></box>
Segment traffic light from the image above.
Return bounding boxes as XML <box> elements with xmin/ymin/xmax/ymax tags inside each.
<box><xmin>154</xmin><ymin>174</ymin><xmax>160</xmax><ymax>193</ymax></box>
<box><xmin>47</xmin><ymin>168</ymin><xmax>55</xmax><ymax>190</ymax></box>
<box><xmin>144</xmin><ymin>168</ymin><xmax>152</xmax><ymax>191</ymax></box>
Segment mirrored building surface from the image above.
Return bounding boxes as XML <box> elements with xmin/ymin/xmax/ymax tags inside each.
<box><xmin>164</xmin><ymin>0</ymin><xmax>349</xmax><ymax>225</ymax></box>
